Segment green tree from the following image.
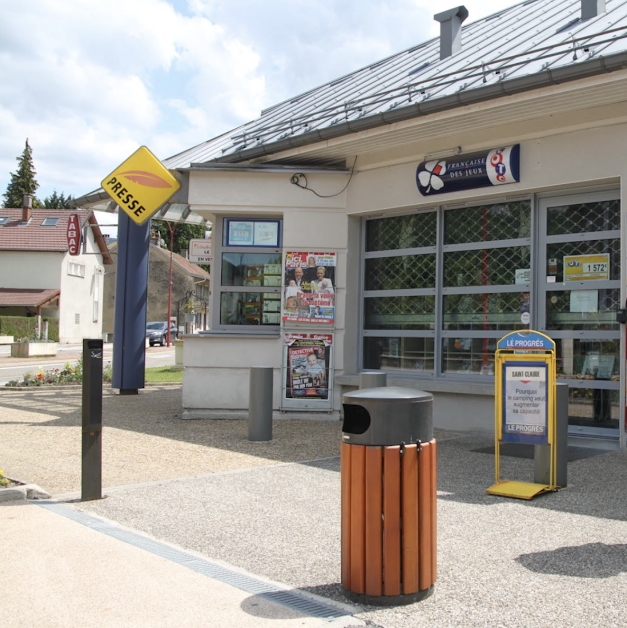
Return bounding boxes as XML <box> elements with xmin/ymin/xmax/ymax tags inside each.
<box><xmin>43</xmin><ymin>190</ymin><xmax>74</xmax><ymax>209</ymax></box>
<box><xmin>152</xmin><ymin>220</ymin><xmax>208</xmax><ymax>255</ymax></box>
<box><xmin>2</xmin><ymin>139</ymin><xmax>42</xmax><ymax>208</ymax></box>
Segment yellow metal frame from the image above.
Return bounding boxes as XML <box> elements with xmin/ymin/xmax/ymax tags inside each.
<box><xmin>487</xmin><ymin>331</ymin><xmax>558</xmax><ymax>500</ymax></box>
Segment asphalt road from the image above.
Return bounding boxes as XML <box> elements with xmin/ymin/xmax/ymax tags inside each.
<box><xmin>0</xmin><ymin>342</ymin><xmax>176</xmax><ymax>385</ymax></box>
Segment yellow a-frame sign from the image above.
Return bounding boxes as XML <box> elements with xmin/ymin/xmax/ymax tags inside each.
<box><xmin>487</xmin><ymin>330</ymin><xmax>560</xmax><ymax>500</ymax></box>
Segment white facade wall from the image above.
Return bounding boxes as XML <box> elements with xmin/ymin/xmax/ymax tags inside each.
<box><xmin>181</xmin><ymin>78</ymin><xmax>627</xmax><ymax>447</ymax></box>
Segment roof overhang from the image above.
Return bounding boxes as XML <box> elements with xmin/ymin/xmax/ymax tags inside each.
<box><xmin>0</xmin><ymin>289</ymin><xmax>61</xmax><ymax>308</ymax></box>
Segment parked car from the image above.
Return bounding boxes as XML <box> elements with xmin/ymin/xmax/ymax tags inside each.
<box><xmin>146</xmin><ymin>321</ymin><xmax>177</xmax><ymax>346</ymax></box>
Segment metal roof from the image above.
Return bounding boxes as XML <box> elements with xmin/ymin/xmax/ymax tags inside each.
<box><xmin>164</xmin><ymin>0</ymin><xmax>627</xmax><ymax>170</ymax></box>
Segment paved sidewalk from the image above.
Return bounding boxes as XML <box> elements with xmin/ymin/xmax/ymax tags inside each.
<box><xmin>2</xmin><ymin>385</ymin><xmax>627</xmax><ymax>628</ymax></box>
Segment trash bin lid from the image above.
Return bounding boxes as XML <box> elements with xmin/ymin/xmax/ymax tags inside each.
<box><xmin>342</xmin><ymin>386</ymin><xmax>432</xmax><ymax>403</ymax></box>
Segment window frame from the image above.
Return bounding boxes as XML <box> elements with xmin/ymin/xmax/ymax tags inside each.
<box><xmin>211</xmin><ymin>216</ymin><xmax>283</xmax><ymax>334</ymax></box>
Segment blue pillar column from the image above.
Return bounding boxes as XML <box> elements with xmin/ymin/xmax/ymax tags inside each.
<box><xmin>112</xmin><ymin>210</ymin><xmax>150</xmax><ymax>393</ymax></box>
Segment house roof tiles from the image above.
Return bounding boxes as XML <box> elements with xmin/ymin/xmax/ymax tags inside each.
<box><xmin>0</xmin><ymin>208</ymin><xmax>112</xmax><ymax>263</ymax></box>
<box><xmin>0</xmin><ymin>288</ymin><xmax>60</xmax><ymax>307</ymax></box>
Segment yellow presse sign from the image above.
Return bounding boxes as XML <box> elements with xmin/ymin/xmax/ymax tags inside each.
<box><xmin>101</xmin><ymin>146</ymin><xmax>181</xmax><ymax>225</ymax></box>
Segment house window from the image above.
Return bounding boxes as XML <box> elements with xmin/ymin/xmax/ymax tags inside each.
<box><xmin>214</xmin><ymin>217</ymin><xmax>282</xmax><ymax>331</ymax></box>
<box><xmin>75</xmin><ymin>313</ymin><xmax>80</xmax><ymax>325</ymax></box>
<box><xmin>68</xmin><ymin>262</ymin><xmax>85</xmax><ymax>277</ymax></box>
<box><xmin>0</xmin><ymin>216</ymin><xmax>9</xmax><ymax>225</ymax></box>
<box><xmin>41</xmin><ymin>217</ymin><xmax>60</xmax><ymax>226</ymax></box>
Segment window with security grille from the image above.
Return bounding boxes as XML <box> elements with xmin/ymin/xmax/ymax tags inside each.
<box><xmin>362</xmin><ymin>191</ymin><xmax>621</xmax><ymax>402</ymax></box>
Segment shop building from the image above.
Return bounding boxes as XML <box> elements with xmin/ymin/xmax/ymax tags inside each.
<box><xmin>79</xmin><ymin>0</ymin><xmax>627</xmax><ymax>447</ymax></box>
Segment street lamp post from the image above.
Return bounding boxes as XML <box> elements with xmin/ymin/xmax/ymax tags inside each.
<box><xmin>165</xmin><ymin>221</ymin><xmax>176</xmax><ymax>348</ymax></box>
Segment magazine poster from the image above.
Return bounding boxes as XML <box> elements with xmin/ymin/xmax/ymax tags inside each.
<box><xmin>283</xmin><ymin>251</ymin><xmax>336</xmax><ymax>325</ymax></box>
<box><xmin>284</xmin><ymin>333</ymin><xmax>333</xmax><ymax>400</ymax></box>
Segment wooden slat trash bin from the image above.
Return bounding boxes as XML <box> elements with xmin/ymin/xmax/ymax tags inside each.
<box><xmin>341</xmin><ymin>387</ymin><xmax>436</xmax><ymax>605</ymax></box>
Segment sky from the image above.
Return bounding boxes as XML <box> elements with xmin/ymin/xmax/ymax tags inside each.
<box><xmin>0</xmin><ymin>0</ymin><xmax>522</xmax><ymax>214</ymax></box>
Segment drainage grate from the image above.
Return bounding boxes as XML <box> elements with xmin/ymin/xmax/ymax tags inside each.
<box><xmin>37</xmin><ymin>502</ymin><xmax>349</xmax><ymax>621</ymax></box>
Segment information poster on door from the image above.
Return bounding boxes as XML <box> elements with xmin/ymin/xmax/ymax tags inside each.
<box><xmin>282</xmin><ymin>251</ymin><xmax>336</xmax><ymax>325</ymax></box>
<box><xmin>502</xmin><ymin>361</ymin><xmax>549</xmax><ymax>444</ymax></box>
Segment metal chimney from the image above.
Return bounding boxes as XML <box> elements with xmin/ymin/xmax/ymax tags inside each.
<box><xmin>581</xmin><ymin>0</ymin><xmax>606</xmax><ymax>19</ymax></box>
<box><xmin>22</xmin><ymin>194</ymin><xmax>32</xmax><ymax>223</ymax></box>
<box><xmin>434</xmin><ymin>6</ymin><xmax>469</xmax><ymax>59</ymax></box>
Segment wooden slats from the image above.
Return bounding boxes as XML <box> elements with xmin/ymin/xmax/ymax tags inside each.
<box><xmin>341</xmin><ymin>440</ymin><xmax>437</xmax><ymax>598</ymax></box>
<box><xmin>418</xmin><ymin>441</ymin><xmax>433</xmax><ymax>591</ymax></box>
<box><xmin>364</xmin><ymin>446</ymin><xmax>383</xmax><ymax>596</ymax></box>
<box><xmin>383</xmin><ymin>445</ymin><xmax>402</xmax><ymax>595</ymax></box>
<box><xmin>401</xmin><ymin>443</ymin><xmax>419</xmax><ymax>594</ymax></box>
<box><xmin>340</xmin><ymin>443</ymin><xmax>352</xmax><ymax>589</ymax></box>
<box><xmin>349</xmin><ymin>445</ymin><xmax>366</xmax><ymax>593</ymax></box>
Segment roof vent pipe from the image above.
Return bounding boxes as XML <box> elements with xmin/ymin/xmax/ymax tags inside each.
<box><xmin>22</xmin><ymin>194</ymin><xmax>32</xmax><ymax>223</ymax></box>
<box><xmin>581</xmin><ymin>0</ymin><xmax>606</xmax><ymax>19</ymax></box>
<box><xmin>434</xmin><ymin>6</ymin><xmax>469</xmax><ymax>60</ymax></box>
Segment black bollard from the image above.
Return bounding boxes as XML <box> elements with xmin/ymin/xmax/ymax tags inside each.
<box><xmin>82</xmin><ymin>339</ymin><xmax>103</xmax><ymax>501</ymax></box>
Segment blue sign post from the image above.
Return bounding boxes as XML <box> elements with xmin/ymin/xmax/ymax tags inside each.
<box><xmin>487</xmin><ymin>330</ymin><xmax>561</xmax><ymax>500</ymax></box>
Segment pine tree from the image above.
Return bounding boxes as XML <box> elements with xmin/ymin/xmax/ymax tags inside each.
<box><xmin>43</xmin><ymin>190</ymin><xmax>74</xmax><ymax>209</ymax></box>
<box><xmin>2</xmin><ymin>139</ymin><xmax>42</xmax><ymax>208</ymax></box>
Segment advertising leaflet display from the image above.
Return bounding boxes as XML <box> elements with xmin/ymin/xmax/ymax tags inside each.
<box><xmin>283</xmin><ymin>251</ymin><xmax>336</xmax><ymax>325</ymax></box>
<box><xmin>284</xmin><ymin>333</ymin><xmax>332</xmax><ymax>401</ymax></box>
<box><xmin>502</xmin><ymin>362</ymin><xmax>548</xmax><ymax>445</ymax></box>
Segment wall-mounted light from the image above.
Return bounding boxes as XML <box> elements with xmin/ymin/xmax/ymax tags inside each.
<box><xmin>424</xmin><ymin>146</ymin><xmax>462</xmax><ymax>161</ymax></box>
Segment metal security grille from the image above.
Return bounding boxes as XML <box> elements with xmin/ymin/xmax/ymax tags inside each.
<box><xmin>365</xmin><ymin>255</ymin><xmax>436</xmax><ymax>291</ymax></box>
<box><xmin>545</xmin><ymin>288</ymin><xmax>620</xmax><ymax>331</ymax></box>
<box><xmin>366</xmin><ymin>212</ymin><xmax>436</xmax><ymax>251</ymax></box>
<box><xmin>444</xmin><ymin>201</ymin><xmax>531</xmax><ymax>244</ymax></box>
<box><xmin>547</xmin><ymin>200</ymin><xmax>620</xmax><ymax>235</ymax></box>
<box><xmin>443</xmin><ymin>246</ymin><xmax>530</xmax><ymax>287</ymax></box>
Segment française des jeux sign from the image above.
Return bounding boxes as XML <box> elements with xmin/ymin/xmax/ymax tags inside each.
<box><xmin>416</xmin><ymin>144</ymin><xmax>520</xmax><ymax>196</ymax></box>
<box><xmin>67</xmin><ymin>213</ymin><xmax>81</xmax><ymax>256</ymax></box>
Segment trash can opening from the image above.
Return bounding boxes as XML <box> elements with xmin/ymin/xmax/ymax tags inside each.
<box><xmin>342</xmin><ymin>403</ymin><xmax>371</xmax><ymax>435</ymax></box>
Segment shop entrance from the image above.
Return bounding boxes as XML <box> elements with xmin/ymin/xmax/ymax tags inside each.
<box><xmin>538</xmin><ymin>192</ymin><xmax>621</xmax><ymax>438</ymax></box>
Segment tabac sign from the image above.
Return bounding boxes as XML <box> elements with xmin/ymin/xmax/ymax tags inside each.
<box><xmin>416</xmin><ymin>144</ymin><xmax>520</xmax><ymax>196</ymax></box>
<box><xmin>101</xmin><ymin>146</ymin><xmax>181</xmax><ymax>225</ymax></box>
<box><xmin>67</xmin><ymin>213</ymin><xmax>81</xmax><ymax>256</ymax></box>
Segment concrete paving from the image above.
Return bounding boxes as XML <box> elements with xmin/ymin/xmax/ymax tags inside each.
<box><xmin>1</xmin><ymin>380</ymin><xmax>627</xmax><ymax>628</ymax></box>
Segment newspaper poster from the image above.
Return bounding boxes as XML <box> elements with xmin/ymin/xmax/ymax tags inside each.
<box><xmin>502</xmin><ymin>362</ymin><xmax>549</xmax><ymax>444</ymax></box>
<box><xmin>284</xmin><ymin>333</ymin><xmax>332</xmax><ymax>400</ymax></box>
<box><xmin>283</xmin><ymin>251</ymin><xmax>336</xmax><ymax>325</ymax></box>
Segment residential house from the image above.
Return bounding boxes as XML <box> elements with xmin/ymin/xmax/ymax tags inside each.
<box><xmin>0</xmin><ymin>201</ymin><xmax>112</xmax><ymax>342</ymax></box>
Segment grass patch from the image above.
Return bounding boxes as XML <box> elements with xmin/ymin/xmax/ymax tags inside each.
<box><xmin>145</xmin><ymin>366</ymin><xmax>183</xmax><ymax>383</ymax></box>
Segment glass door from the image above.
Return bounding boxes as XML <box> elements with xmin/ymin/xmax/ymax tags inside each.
<box><xmin>538</xmin><ymin>193</ymin><xmax>621</xmax><ymax>438</ymax></box>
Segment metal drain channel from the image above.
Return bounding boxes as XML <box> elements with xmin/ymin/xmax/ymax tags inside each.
<box><xmin>37</xmin><ymin>501</ymin><xmax>349</xmax><ymax>621</ymax></box>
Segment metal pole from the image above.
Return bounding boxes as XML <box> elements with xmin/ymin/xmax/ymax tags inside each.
<box><xmin>534</xmin><ymin>382</ymin><xmax>568</xmax><ymax>487</ymax></box>
<box><xmin>359</xmin><ymin>371</ymin><xmax>387</xmax><ymax>389</ymax></box>
<box><xmin>82</xmin><ymin>339</ymin><xmax>103</xmax><ymax>501</ymax></box>
<box><xmin>166</xmin><ymin>221</ymin><xmax>176</xmax><ymax>348</ymax></box>
<box><xmin>248</xmin><ymin>366</ymin><xmax>273</xmax><ymax>441</ymax></box>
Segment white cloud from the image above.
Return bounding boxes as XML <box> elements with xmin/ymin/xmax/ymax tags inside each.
<box><xmin>0</xmin><ymin>0</ymin><xmax>522</xmax><ymax>203</ymax></box>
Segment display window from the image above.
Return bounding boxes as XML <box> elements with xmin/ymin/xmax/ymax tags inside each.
<box><xmin>361</xmin><ymin>191</ymin><xmax>621</xmax><ymax>437</ymax></box>
<box><xmin>213</xmin><ymin>218</ymin><xmax>282</xmax><ymax>331</ymax></box>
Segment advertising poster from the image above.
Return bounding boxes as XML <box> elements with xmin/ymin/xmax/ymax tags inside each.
<box><xmin>284</xmin><ymin>333</ymin><xmax>332</xmax><ymax>400</ymax></box>
<box><xmin>283</xmin><ymin>251</ymin><xmax>336</xmax><ymax>325</ymax></box>
<box><xmin>502</xmin><ymin>362</ymin><xmax>548</xmax><ymax>444</ymax></box>
<box><xmin>563</xmin><ymin>254</ymin><xmax>610</xmax><ymax>282</ymax></box>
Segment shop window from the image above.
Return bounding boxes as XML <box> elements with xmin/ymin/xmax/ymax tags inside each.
<box><xmin>214</xmin><ymin>218</ymin><xmax>282</xmax><ymax>330</ymax></box>
<box><xmin>363</xmin><ymin>200</ymin><xmax>532</xmax><ymax>378</ymax></box>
